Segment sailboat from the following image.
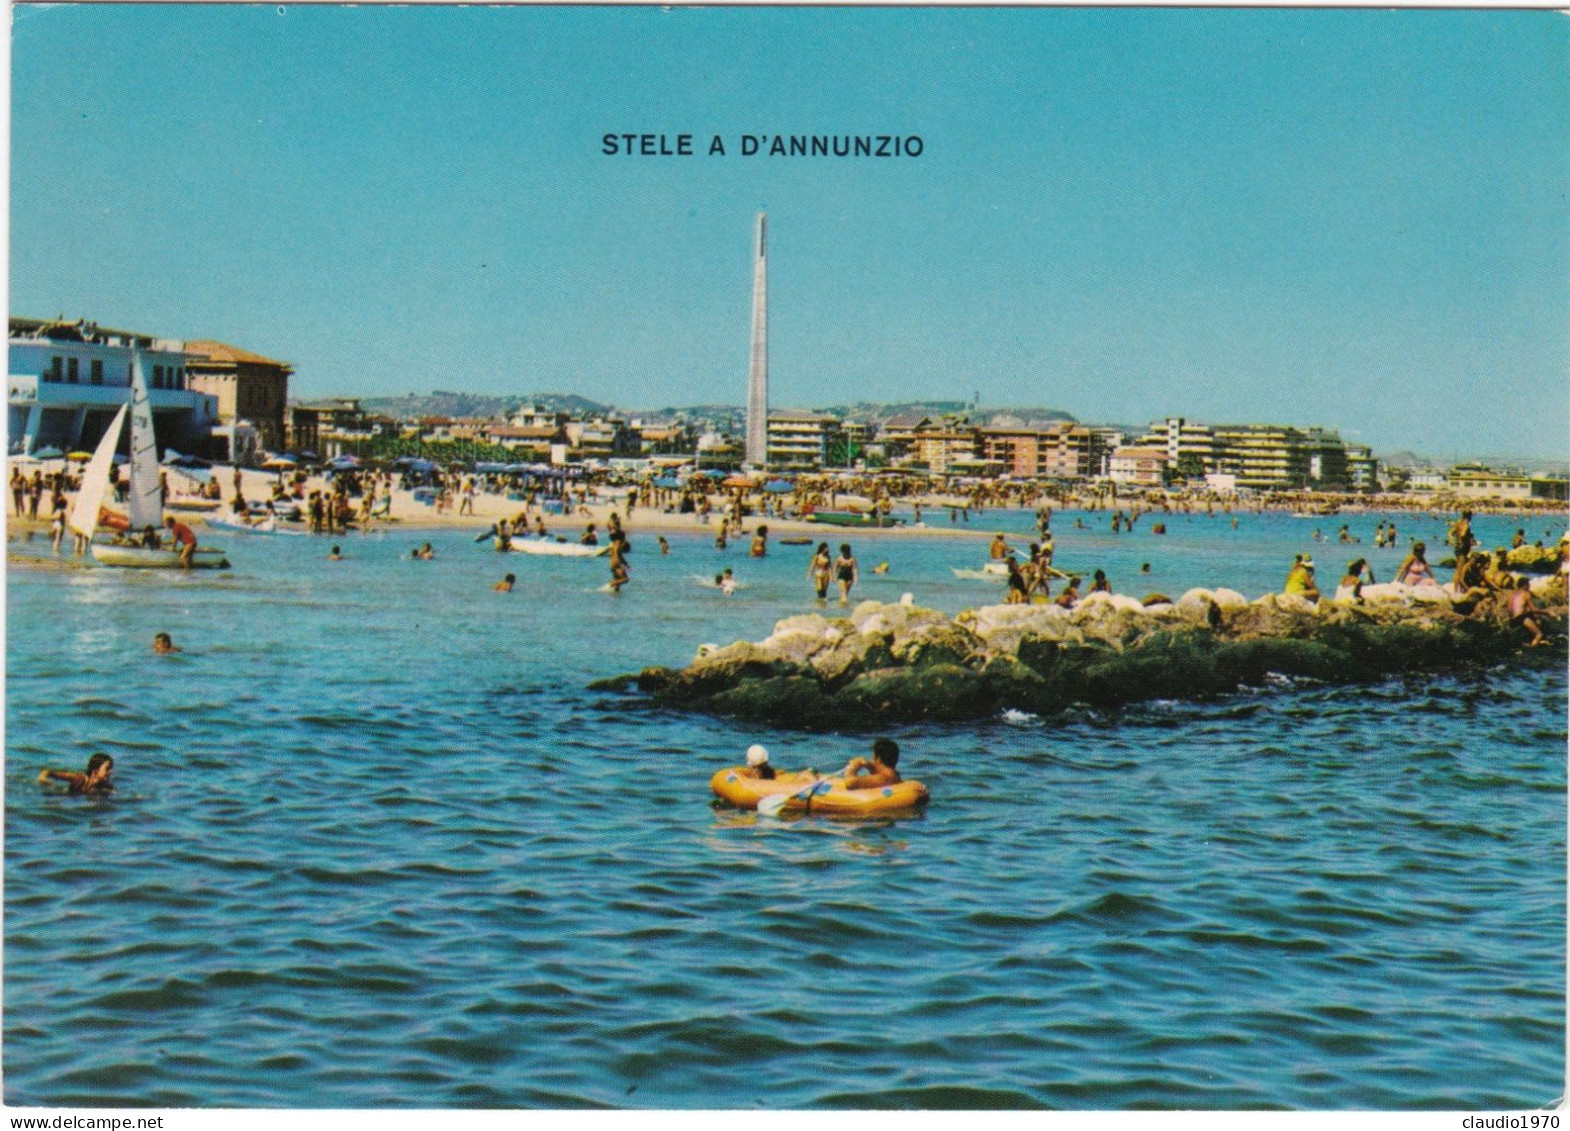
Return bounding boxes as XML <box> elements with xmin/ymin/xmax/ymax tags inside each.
<box><xmin>79</xmin><ymin>348</ymin><xmax>230</xmax><ymax>569</ymax></box>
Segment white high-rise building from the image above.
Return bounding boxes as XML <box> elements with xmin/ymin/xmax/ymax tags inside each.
<box><xmin>745</xmin><ymin>212</ymin><xmax>768</xmax><ymax>467</ymax></box>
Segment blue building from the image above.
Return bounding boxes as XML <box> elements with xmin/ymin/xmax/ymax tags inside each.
<box><xmin>8</xmin><ymin>318</ymin><xmax>219</xmax><ymax>456</ymax></box>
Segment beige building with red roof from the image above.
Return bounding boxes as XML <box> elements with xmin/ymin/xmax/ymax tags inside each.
<box><xmin>184</xmin><ymin>340</ymin><xmax>294</xmax><ymax>454</ymax></box>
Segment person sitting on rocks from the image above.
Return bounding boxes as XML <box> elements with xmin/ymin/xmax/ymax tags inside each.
<box><xmin>1284</xmin><ymin>556</ymin><xmax>1320</xmax><ymax>602</ymax></box>
<box><xmin>841</xmin><ymin>738</ymin><xmax>900</xmax><ymax>791</ymax></box>
<box><xmin>1507</xmin><ymin>577</ymin><xmax>1547</xmax><ymax>646</ymax></box>
<box><xmin>1395</xmin><ymin>543</ymin><xmax>1436</xmax><ymax>586</ymax></box>
<box><xmin>1335</xmin><ymin>558</ymin><xmax>1374</xmax><ymax>603</ymax></box>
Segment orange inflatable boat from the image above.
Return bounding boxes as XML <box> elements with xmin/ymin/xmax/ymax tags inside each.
<box><xmin>710</xmin><ymin>767</ymin><xmax>929</xmax><ymax>815</ymax></box>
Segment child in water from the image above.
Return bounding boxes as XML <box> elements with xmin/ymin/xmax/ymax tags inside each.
<box><xmin>39</xmin><ymin>753</ymin><xmax>115</xmax><ymax>795</ymax></box>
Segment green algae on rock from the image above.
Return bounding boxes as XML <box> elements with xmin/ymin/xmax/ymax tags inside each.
<box><xmin>594</xmin><ymin>587</ymin><xmax>1567</xmax><ymax>729</ymax></box>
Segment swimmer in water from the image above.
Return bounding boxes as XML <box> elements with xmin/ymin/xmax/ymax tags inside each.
<box><xmin>494</xmin><ymin>573</ymin><xmax>515</xmax><ymax>593</ymax></box>
<box><xmin>328</xmin><ymin>545</ymin><xmax>343</xmax><ymax>561</ymax></box>
<box><xmin>38</xmin><ymin>753</ymin><xmax>114</xmax><ymax>795</ymax></box>
<box><xmin>872</xmin><ymin>561</ymin><xmax>890</xmax><ymax>574</ymax></box>
<box><xmin>153</xmin><ymin>632</ymin><xmax>182</xmax><ymax>654</ymax></box>
<box><xmin>657</xmin><ymin>536</ymin><xmax>670</xmax><ymax>555</ymax></box>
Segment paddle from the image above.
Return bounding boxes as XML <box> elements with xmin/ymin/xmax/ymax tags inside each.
<box><xmin>757</xmin><ymin>774</ymin><xmax>830</xmax><ymax>817</ymax></box>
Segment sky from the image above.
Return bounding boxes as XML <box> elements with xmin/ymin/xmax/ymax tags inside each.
<box><xmin>9</xmin><ymin>6</ymin><xmax>1569</xmax><ymax>460</ymax></box>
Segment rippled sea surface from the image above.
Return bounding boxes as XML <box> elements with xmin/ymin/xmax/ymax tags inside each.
<box><xmin>6</xmin><ymin>508</ymin><xmax>1565</xmax><ymax>1108</ymax></box>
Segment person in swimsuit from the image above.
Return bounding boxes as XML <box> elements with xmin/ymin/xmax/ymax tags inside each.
<box><xmin>809</xmin><ymin>543</ymin><xmax>833</xmax><ymax>600</ymax></box>
<box><xmin>1396</xmin><ymin>542</ymin><xmax>1435</xmax><ymax>586</ymax></box>
<box><xmin>1508</xmin><ymin>577</ymin><xmax>1546</xmax><ymax>646</ymax></box>
<box><xmin>841</xmin><ymin>738</ymin><xmax>901</xmax><ymax>791</ymax></box>
<box><xmin>164</xmin><ymin>516</ymin><xmax>198</xmax><ymax>569</ymax></box>
<box><xmin>737</xmin><ymin>744</ymin><xmax>776</xmax><ymax>781</ymax></box>
<box><xmin>39</xmin><ymin>753</ymin><xmax>115</xmax><ymax>795</ymax></box>
<box><xmin>608</xmin><ymin>534</ymin><xmax>630</xmax><ymax>593</ymax></box>
<box><xmin>835</xmin><ymin>543</ymin><xmax>859</xmax><ymax>605</ymax></box>
<box><xmin>750</xmin><ymin>525</ymin><xmax>768</xmax><ymax>558</ymax></box>
<box><xmin>153</xmin><ymin>632</ymin><xmax>182</xmax><ymax>654</ymax></box>
<box><xmin>494</xmin><ymin>573</ymin><xmax>516</xmax><ymax>593</ymax></box>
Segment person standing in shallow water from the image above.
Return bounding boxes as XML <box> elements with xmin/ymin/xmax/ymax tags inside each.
<box><xmin>608</xmin><ymin>534</ymin><xmax>630</xmax><ymax>594</ymax></box>
<box><xmin>834</xmin><ymin>543</ymin><xmax>859</xmax><ymax>605</ymax></box>
<box><xmin>808</xmin><ymin>542</ymin><xmax>833</xmax><ymax>601</ymax></box>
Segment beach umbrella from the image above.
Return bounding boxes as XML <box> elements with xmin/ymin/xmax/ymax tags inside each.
<box><xmin>327</xmin><ymin>454</ymin><xmax>362</xmax><ymax>470</ymax></box>
<box><xmin>653</xmin><ymin>476</ymin><xmax>681</xmax><ymax>489</ymax></box>
<box><xmin>261</xmin><ymin>456</ymin><xmax>297</xmax><ymax>470</ymax></box>
<box><xmin>31</xmin><ymin>446</ymin><xmax>64</xmax><ymax>460</ymax></box>
<box><xmin>66</xmin><ymin>450</ymin><xmax>94</xmax><ymax>461</ymax></box>
<box><xmin>764</xmin><ymin>479</ymin><xmax>794</xmax><ymax>493</ymax></box>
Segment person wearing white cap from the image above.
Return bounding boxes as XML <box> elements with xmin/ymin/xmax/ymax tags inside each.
<box><xmin>740</xmin><ymin>744</ymin><xmax>776</xmax><ymax>781</ymax></box>
<box><xmin>1284</xmin><ymin>554</ymin><xmax>1320</xmax><ymax>602</ymax></box>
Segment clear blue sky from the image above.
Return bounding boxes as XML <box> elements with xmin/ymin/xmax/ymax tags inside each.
<box><xmin>11</xmin><ymin>6</ymin><xmax>1569</xmax><ymax>460</ymax></box>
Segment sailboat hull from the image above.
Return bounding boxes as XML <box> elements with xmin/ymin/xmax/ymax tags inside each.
<box><xmin>90</xmin><ymin>545</ymin><xmax>231</xmax><ymax>569</ymax></box>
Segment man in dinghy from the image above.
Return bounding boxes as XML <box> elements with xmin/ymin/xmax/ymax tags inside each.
<box><xmin>841</xmin><ymin>738</ymin><xmax>901</xmax><ymax>791</ymax></box>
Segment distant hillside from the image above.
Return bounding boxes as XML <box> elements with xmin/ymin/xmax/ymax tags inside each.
<box><xmin>356</xmin><ymin>390</ymin><xmax>612</xmax><ymax>420</ymax></box>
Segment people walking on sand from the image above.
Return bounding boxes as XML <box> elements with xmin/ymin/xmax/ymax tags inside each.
<box><xmin>11</xmin><ymin>467</ymin><xmax>26</xmax><ymax>516</ymax></box>
<box><xmin>835</xmin><ymin>543</ymin><xmax>859</xmax><ymax>605</ymax></box>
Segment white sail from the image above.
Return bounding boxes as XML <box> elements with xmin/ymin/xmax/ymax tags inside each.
<box><xmin>67</xmin><ymin>404</ymin><xmax>128</xmax><ymax>538</ymax></box>
<box><xmin>125</xmin><ymin>347</ymin><xmax>163</xmax><ymax>531</ymax></box>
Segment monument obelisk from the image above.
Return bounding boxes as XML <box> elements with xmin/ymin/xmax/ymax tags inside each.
<box><xmin>745</xmin><ymin>212</ymin><xmax>768</xmax><ymax>468</ymax></box>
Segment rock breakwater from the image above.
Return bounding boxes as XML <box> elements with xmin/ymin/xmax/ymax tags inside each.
<box><xmin>596</xmin><ymin>585</ymin><xmax>1567</xmax><ymax>728</ymax></box>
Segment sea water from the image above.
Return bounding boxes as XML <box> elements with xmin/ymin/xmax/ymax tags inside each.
<box><xmin>5</xmin><ymin>509</ymin><xmax>1564</xmax><ymax>1108</ymax></box>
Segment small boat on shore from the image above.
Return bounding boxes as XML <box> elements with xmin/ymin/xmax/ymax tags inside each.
<box><xmin>807</xmin><ymin>510</ymin><xmax>903</xmax><ymax>528</ymax></box>
<box><xmin>166</xmin><ymin>497</ymin><xmax>223</xmax><ymax>513</ymax></box>
<box><xmin>90</xmin><ymin>544</ymin><xmax>232</xmax><ymax>568</ymax></box>
<box><xmin>205</xmin><ymin>516</ymin><xmax>305</xmax><ymax>537</ymax></box>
